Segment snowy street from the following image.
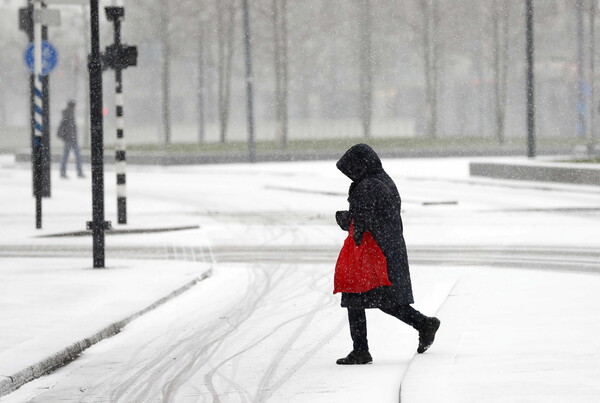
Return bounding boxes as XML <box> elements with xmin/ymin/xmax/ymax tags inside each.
<box><xmin>1</xmin><ymin>155</ymin><xmax>600</xmax><ymax>402</ymax></box>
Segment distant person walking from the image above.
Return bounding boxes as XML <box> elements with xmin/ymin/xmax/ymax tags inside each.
<box><xmin>334</xmin><ymin>143</ymin><xmax>440</xmax><ymax>365</ymax></box>
<box><xmin>57</xmin><ymin>100</ymin><xmax>84</xmax><ymax>178</ymax></box>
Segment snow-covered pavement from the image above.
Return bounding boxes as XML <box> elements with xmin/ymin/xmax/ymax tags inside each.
<box><xmin>1</xmin><ymin>154</ymin><xmax>600</xmax><ymax>402</ymax></box>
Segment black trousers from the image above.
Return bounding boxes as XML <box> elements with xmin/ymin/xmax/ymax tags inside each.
<box><xmin>348</xmin><ymin>305</ymin><xmax>426</xmax><ymax>352</ymax></box>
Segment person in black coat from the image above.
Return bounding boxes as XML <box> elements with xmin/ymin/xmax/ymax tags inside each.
<box><xmin>335</xmin><ymin>143</ymin><xmax>440</xmax><ymax>365</ymax></box>
<box><xmin>58</xmin><ymin>100</ymin><xmax>84</xmax><ymax>178</ymax></box>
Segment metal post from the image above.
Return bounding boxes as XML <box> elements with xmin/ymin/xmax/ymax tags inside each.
<box><xmin>525</xmin><ymin>0</ymin><xmax>536</xmax><ymax>158</ymax></box>
<box><xmin>242</xmin><ymin>0</ymin><xmax>256</xmax><ymax>162</ymax></box>
<box><xmin>41</xmin><ymin>9</ymin><xmax>51</xmax><ymax>200</ymax></box>
<box><xmin>21</xmin><ymin>2</ymin><xmax>37</xmax><ymax>226</ymax></box>
<box><xmin>112</xmin><ymin>13</ymin><xmax>127</xmax><ymax>224</ymax></box>
<box><xmin>104</xmin><ymin>6</ymin><xmax>136</xmax><ymax>225</ymax></box>
<box><xmin>33</xmin><ymin>0</ymin><xmax>44</xmax><ymax>227</ymax></box>
<box><xmin>87</xmin><ymin>0</ymin><xmax>110</xmax><ymax>268</ymax></box>
<box><xmin>115</xmin><ymin>69</ymin><xmax>127</xmax><ymax>224</ymax></box>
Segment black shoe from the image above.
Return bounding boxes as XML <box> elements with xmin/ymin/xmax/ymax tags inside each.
<box><xmin>336</xmin><ymin>350</ymin><xmax>373</xmax><ymax>365</ymax></box>
<box><xmin>417</xmin><ymin>317</ymin><xmax>441</xmax><ymax>354</ymax></box>
<box><xmin>60</xmin><ymin>174</ymin><xmax>69</xmax><ymax>179</ymax></box>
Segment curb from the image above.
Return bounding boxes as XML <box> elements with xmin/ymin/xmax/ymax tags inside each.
<box><xmin>15</xmin><ymin>147</ymin><xmax>572</xmax><ymax>166</ymax></box>
<box><xmin>398</xmin><ymin>280</ymin><xmax>460</xmax><ymax>403</ymax></box>
<box><xmin>0</xmin><ymin>269</ymin><xmax>212</xmax><ymax>397</ymax></box>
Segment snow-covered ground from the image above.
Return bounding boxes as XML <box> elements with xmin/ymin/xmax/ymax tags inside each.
<box><xmin>0</xmin><ymin>153</ymin><xmax>599</xmax><ymax>402</ymax></box>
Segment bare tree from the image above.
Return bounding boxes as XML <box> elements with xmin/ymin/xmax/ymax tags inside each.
<box><xmin>159</xmin><ymin>1</ymin><xmax>171</xmax><ymax>145</ymax></box>
<box><xmin>406</xmin><ymin>0</ymin><xmax>440</xmax><ymax>139</ymax></box>
<box><xmin>217</xmin><ymin>0</ymin><xmax>237</xmax><ymax>143</ymax></box>
<box><xmin>492</xmin><ymin>0</ymin><xmax>510</xmax><ymax>144</ymax></box>
<box><xmin>590</xmin><ymin>0</ymin><xmax>597</xmax><ymax>154</ymax></box>
<box><xmin>358</xmin><ymin>0</ymin><xmax>374</xmax><ymax>139</ymax></box>
<box><xmin>272</xmin><ymin>0</ymin><xmax>289</xmax><ymax>149</ymax></box>
<box><xmin>195</xmin><ymin>1</ymin><xmax>212</xmax><ymax>143</ymax></box>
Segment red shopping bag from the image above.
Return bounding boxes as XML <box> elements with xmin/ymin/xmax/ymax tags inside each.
<box><xmin>333</xmin><ymin>222</ymin><xmax>391</xmax><ymax>294</ymax></box>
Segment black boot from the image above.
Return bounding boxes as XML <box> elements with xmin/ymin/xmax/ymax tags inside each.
<box><xmin>336</xmin><ymin>350</ymin><xmax>373</xmax><ymax>365</ymax></box>
<box><xmin>417</xmin><ymin>317</ymin><xmax>441</xmax><ymax>354</ymax></box>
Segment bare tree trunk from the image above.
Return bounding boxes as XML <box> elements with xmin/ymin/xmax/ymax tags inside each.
<box><xmin>359</xmin><ymin>0</ymin><xmax>373</xmax><ymax>139</ymax></box>
<box><xmin>589</xmin><ymin>0</ymin><xmax>597</xmax><ymax>155</ymax></box>
<box><xmin>272</xmin><ymin>0</ymin><xmax>282</xmax><ymax>147</ymax></box>
<box><xmin>420</xmin><ymin>0</ymin><xmax>437</xmax><ymax>139</ymax></box>
<box><xmin>272</xmin><ymin>0</ymin><xmax>289</xmax><ymax>149</ymax></box>
<box><xmin>493</xmin><ymin>0</ymin><xmax>510</xmax><ymax>144</ymax></box>
<box><xmin>217</xmin><ymin>0</ymin><xmax>236</xmax><ymax>143</ymax></box>
<box><xmin>160</xmin><ymin>1</ymin><xmax>171</xmax><ymax>145</ymax></box>
<box><xmin>430</xmin><ymin>0</ymin><xmax>439</xmax><ymax>139</ymax></box>
<box><xmin>197</xmin><ymin>8</ymin><xmax>206</xmax><ymax>143</ymax></box>
<box><xmin>280</xmin><ymin>0</ymin><xmax>289</xmax><ymax>148</ymax></box>
<box><xmin>577</xmin><ymin>0</ymin><xmax>585</xmax><ymax>139</ymax></box>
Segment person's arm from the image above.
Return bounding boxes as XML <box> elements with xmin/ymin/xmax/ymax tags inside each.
<box><xmin>335</xmin><ymin>210</ymin><xmax>350</xmax><ymax>231</ymax></box>
<box><xmin>351</xmin><ymin>182</ymin><xmax>377</xmax><ymax>246</ymax></box>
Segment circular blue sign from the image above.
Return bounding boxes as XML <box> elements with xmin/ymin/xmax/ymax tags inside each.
<box><xmin>24</xmin><ymin>41</ymin><xmax>58</xmax><ymax>76</ymax></box>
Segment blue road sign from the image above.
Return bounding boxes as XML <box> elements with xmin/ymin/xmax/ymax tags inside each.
<box><xmin>24</xmin><ymin>41</ymin><xmax>58</xmax><ymax>76</ymax></box>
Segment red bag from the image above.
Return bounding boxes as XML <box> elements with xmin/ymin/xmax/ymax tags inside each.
<box><xmin>333</xmin><ymin>222</ymin><xmax>392</xmax><ymax>294</ymax></box>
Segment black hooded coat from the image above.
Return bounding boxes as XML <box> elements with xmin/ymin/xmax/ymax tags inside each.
<box><xmin>57</xmin><ymin>102</ymin><xmax>77</xmax><ymax>144</ymax></box>
<box><xmin>336</xmin><ymin>144</ymin><xmax>414</xmax><ymax>308</ymax></box>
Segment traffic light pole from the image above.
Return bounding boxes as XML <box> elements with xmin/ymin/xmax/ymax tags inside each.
<box><xmin>111</xmin><ymin>10</ymin><xmax>127</xmax><ymax>224</ymax></box>
<box><xmin>87</xmin><ymin>0</ymin><xmax>110</xmax><ymax>268</ymax></box>
<box><xmin>104</xmin><ymin>6</ymin><xmax>137</xmax><ymax>225</ymax></box>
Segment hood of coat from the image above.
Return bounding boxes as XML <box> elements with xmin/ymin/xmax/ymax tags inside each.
<box><xmin>63</xmin><ymin>101</ymin><xmax>75</xmax><ymax>115</ymax></box>
<box><xmin>336</xmin><ymin>143</ymin><xmax>384</xmax><ymax>182</ymax></box>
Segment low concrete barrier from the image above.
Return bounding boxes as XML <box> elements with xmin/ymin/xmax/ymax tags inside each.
<box><xmin>470</xmin><ymin>161</ymin><xmax>600</xmax><ymax>186</ymax></box>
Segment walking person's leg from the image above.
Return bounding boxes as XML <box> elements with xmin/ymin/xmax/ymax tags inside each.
<box><xmin>380</xmin><ymin>304</ymin><xmax>440</xmax><ymax>354</ymax></box>
<box><xmin>379</xmin><ymin>304</ymin><xmax>426</xmax><ymax>329</ymax></box>
<box><xmin>337</xmin><ymin>308</ymin><xmax>373</xmax><ymax>365</ymax></box>
<box><xmin>348</xmin><ymin>308</ymin><xmax>369</xmax><ymax>352</ymax></box>
<box><xmin>60</xmin><ymin>142</ymin><xmax>71</xmax><ymax>178</ymax></box>
<box><xmin>74</xmin><ymin>144</ymin><xmax>84</xmax><ymax>177</ymax></box>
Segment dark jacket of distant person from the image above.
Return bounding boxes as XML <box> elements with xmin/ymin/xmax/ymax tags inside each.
<box><xmin>335</xmin><ymin>143</ymin><xmax>414</xmax><ymax>309</ymax></box>
<box><xmin>57</xmin><ymin>101</ymin><xmax>78</xmax><ymax>144</ymax></box>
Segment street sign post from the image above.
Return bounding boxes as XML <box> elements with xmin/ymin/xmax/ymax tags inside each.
<box><xmin>20</xmin><ymin>0</ymin><xmax>58</xmax><ymax>229</ymax></box>
<box><xmin>24</xmin><ymin>41</ymin><xmax>58</xmax><ymax>76</ymax></box>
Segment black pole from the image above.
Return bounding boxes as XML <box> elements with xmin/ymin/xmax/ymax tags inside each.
<box><xmin>23</xmin><ymin>1</ymin><xmax>41</xmax><ymax>228</ymax></box>
<box><xmin>242</xmin><ymin>0</ymin><xmax>256</xmax><ymax>162</ymax></box>
<box><xmin>41</xmin><ymin>16</ymin><xmax>51</xmax><ymax>199</ymax></box>
<box><xmin>525</xmin><ymin>0</ymin><xmax>536</xmax><ymax>158</ymax></box>
<box><xmin>88</xmin><ymin>0</ymin><xmax>109</xmax><ymax>268</ymax></box>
